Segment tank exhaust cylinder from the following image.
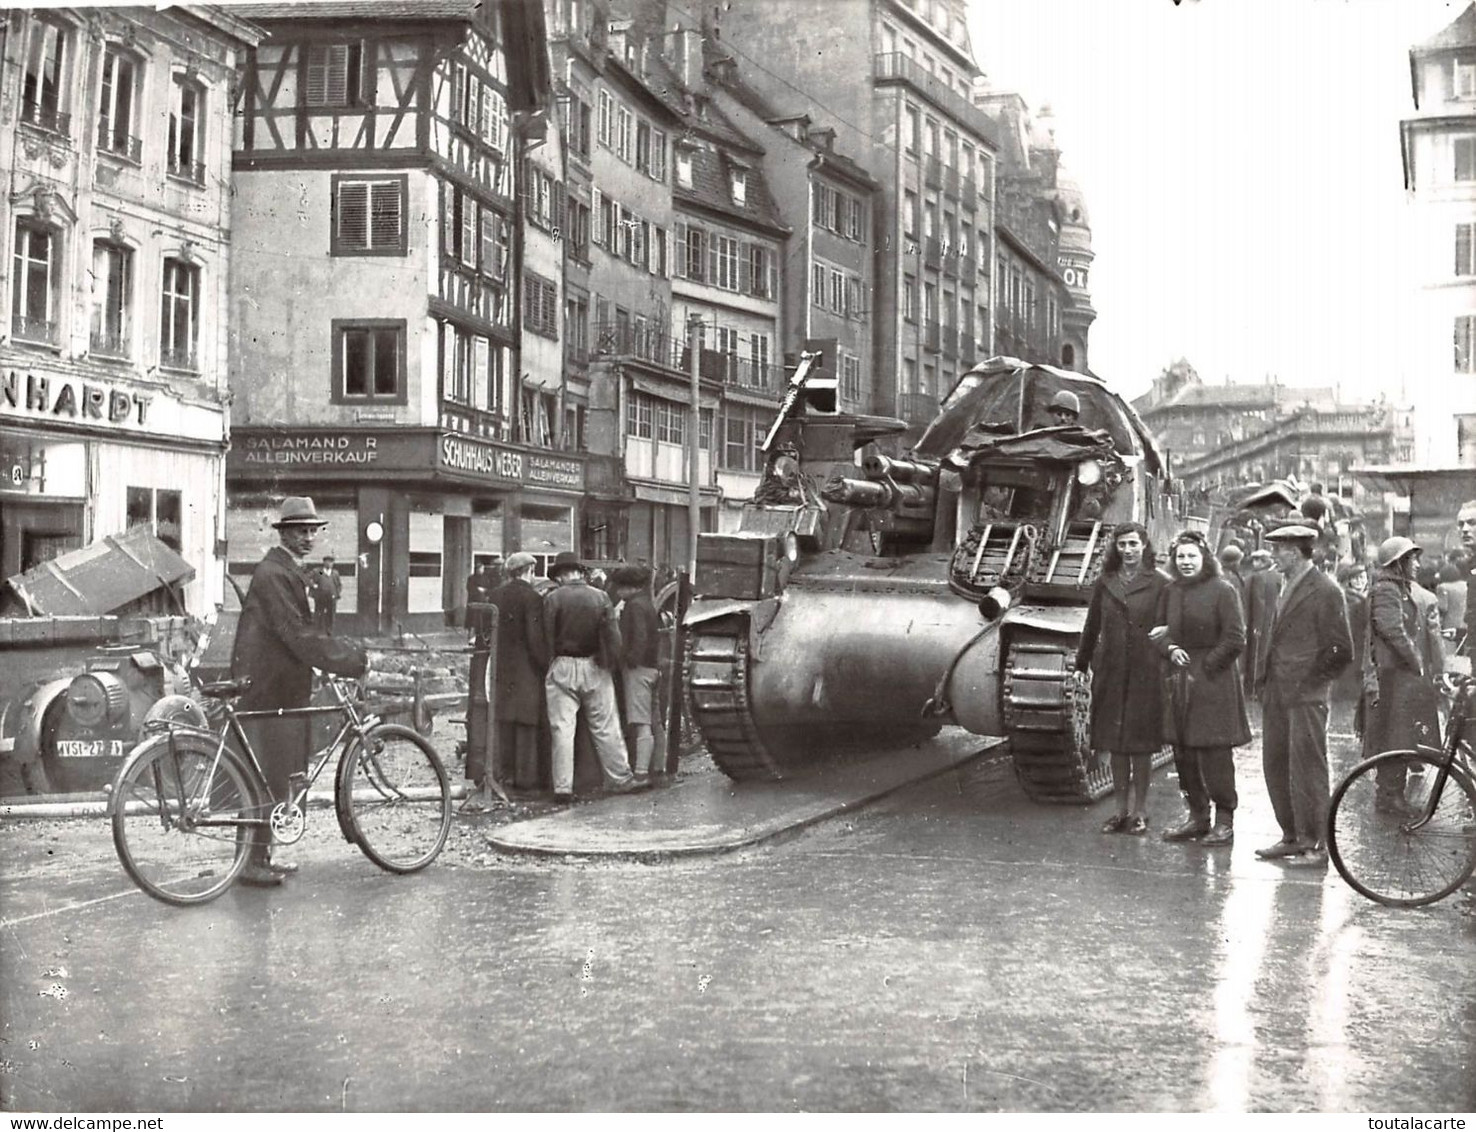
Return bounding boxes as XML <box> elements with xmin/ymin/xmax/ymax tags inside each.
<box><xmin>978</xmin><ymin>586</ymin><xmax>1012</xmax><ymax>620</ymax></box>
<box><xmin>822</xmin><ymin>477</ymin><xmax>936</xmax><ymax>511</ymax></box>
<box><xmin>861</xmin><ymin>455</ymin><xmax>938</xmax><ymax>484</ymax></box>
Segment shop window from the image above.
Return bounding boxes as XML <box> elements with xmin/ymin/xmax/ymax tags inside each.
<box><xmin>332</xmin><ymin>175</ymin><xmax>406</xmax><ymax>255</ymax></box>
<box><xmin>12</xmin><ymin>218</ymin><xmax>61</xmax><ymax>346</ymax></box>
<box><xmin>127</xmin><ymin>486</ymin><xmax>182</xmax><ymax>552</ymax></box>
<box><xmin>625</xmin><ymin>391</ymin><xmax>654</xmax><ymax>439</ymax></box>
<box><xmin>160</xmin><ymin>257</ymin><xmax>200</xmax><ymax>372</ymax></box>
<box><xmin>519</xmin><ymin>502</ymin><xmax>573</xmax><ymax>566</ymax></box>
<box><xmin>333</xmin><ymin>319</ymin><xmax>406</xmax><ymax>403</ymax></box>
<box><xmin>21</xmin><ymin>17</ymin><xmax>71</xmax><ymax>135</ymax></box>
<box><xmin>97</xmin><ymin>47</ymin><xmax>141</xmax><ymax>160</ymax></box>
<box><xmin>167</xmin><ymin>76</ymin><xmax>206</xmax><ymax>185</ymax></box>
<box><xmin>90</xmin><ymin>240</ymin><xmax>133</xmax><ymax>359</ymax></box>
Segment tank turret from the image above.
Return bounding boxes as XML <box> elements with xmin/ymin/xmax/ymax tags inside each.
<box><xmin>684</xmin><ymin>357</ymin><xmax>1180</xmax><ymax>800</ymax></box>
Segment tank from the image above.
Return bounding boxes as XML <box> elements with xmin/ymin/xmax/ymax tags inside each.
<box><xmin>683</xmin><ymin>356</ymin><xmax>1180</xmax><ymax>802</ymax></box>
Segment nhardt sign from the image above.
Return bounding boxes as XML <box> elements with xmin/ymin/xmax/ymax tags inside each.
<box><xmin>1</xmin><ymin>370</ymin><xmax>152</xmax><ymax>426</ymax></box>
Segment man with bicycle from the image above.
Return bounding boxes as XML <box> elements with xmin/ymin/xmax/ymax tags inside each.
<box><xmin>232</xmin><ymin>497</ymin><xmax>369</xmax><ymax>887</ymax></box>
<box><xmin>1456</xmin><ymin>500</ymin><xmax>1476</xmax><ymax>663</ymax></box>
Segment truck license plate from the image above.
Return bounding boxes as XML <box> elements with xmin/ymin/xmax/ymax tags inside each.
<box><xmin>54</xmin><ymin>740</ymin><xmax>125</xmax><ymax>759</ymax></box>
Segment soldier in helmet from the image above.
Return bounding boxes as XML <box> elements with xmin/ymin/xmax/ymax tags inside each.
<box><xmin>1046</xmin><ymin>389</ymin><xmax>1081</xmax><ymax>428</ymax></box>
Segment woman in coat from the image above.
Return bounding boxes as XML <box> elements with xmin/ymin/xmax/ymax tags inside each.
<box><xmin>1363</xmin><ymin>537</ymin><xmax>1441</xmax><ymax>817</ymax></box>
<box><xmin>1153</xmin><ymin>530</ymin><xmax>1251</xmax><ymax>846</ymax></box>
<box><xmin>1074</xmin><ymin>522</ymin><xmax>1167</xmax><ymax>835</ymax></box>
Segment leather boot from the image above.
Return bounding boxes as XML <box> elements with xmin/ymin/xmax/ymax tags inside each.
<box><xmin>1161</xmin><ymin>810</ymin><xmax>1211</xmax><ymax>842</ymax></box>
<box><xmin>1200</xmin><ymin>810</ymin><xmax>1234</xmax><ymax>846</ymax></box>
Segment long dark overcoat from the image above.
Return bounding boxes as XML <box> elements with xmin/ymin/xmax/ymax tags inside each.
<box><xmin>230</xmin><ymin>545</ymin><xmax>367</xmax><ymax>797</ymax></box>
<box><xmin>1157</xmin><ymin>574</ymin><xmax>1251</xmax><ymax>748</ymax></box>
<box><xmin>1362</xmin><ymin>569</ymin><xmax>1439</xmax><ymax>754</ymax></box>
<box><xmin>1075</xmin><ymin>569</ymin><xmax>1167</xmax><ymax>754</ymax></box>
<box><xmin>490</xmin><ymin>577</ymin><xmax>549</xmax><ymax>725</ymax></box>
<box><xmin>1244</xmin><ymin>566</ymin><xmax>1281</xmax><ymax>690</ymax></box>
<box><xmin>1259</xmin><ymin>566</ymin><xmax>1353</xmax><ymax>705</ymax></box>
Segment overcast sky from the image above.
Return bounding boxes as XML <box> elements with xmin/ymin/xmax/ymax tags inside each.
<box><xmin>968</xmin><ymin>0</ymin><xmax>1463</xmax><ymax>402</ymax></box>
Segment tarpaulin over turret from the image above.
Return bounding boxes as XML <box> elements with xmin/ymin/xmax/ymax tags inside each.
<box><xmin>914</xmin><ymin>357</ymin><xmax>1168</xmax><ymax>480</ymax></box>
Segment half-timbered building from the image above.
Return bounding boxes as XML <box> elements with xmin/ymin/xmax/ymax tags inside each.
<box><xmin>226</xmin><ymin>0</ymin><xmax>574</xmax><ymax>632</ymax></box>
<box><xmin>0</xmin><ymin>5</ymin><xmax>260</xmax><ymax>610</ymax></box>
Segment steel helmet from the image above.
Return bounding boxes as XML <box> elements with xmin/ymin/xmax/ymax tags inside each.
<box><xmin>1376</xmin><ymin>535</ymin><xmax>1422</xmax><ymax>568</ymax></box>
<box><xmin>1048</xmin><ymin>390</ymin><xmax>1081</xmax><ymax>416</ymax></box>
<box><xmin>141</xmin><ymin>694</ymin><xmax>210</xmax><ymax>733</ymax></box>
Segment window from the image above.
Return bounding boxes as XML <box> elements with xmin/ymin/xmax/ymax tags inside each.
<box><xmin>655</xmin><ymin>399</ymin><xmax>685</xmax><ymax>445</ymax></box>
<box><xmin>90</xmin><ymin>241</ymin><xmax>132</xmax><ymax>358</ymax></box>
<box><xmin>597</xmin><ymin>89</ymin><xmax>613</xmax><ymax>148</ymax></box>
<box><xmin>168</xmin><ymin>77</ymin><xmax>206</xmax><ymax>185</ymax></box>
<box><xmin>98</xmin><ymin>47</ymin><xmax>140</xmax><ymax>160</ymax></box>
<box><xmin>568</xmin><ymin>198</ymin><xmax>591</xmax><ymax>263</ymax></box>
<box><xmin>568</xmin><ymin>93</ymin><xmax>592</xmax><ymax>159</ymax></box>
<box><xmin>333</xmin><ymin>176</ymin><xmax>405</xmax><ymax>254</ymax></box>
<box><xmin>730</xmin><ymin>169</ymin><xmax>747</xmax><ymax>206</ymax></box>
<box><xmin>830</xmin><ymin>269</ymin><xmax>844</xmax><ymax>314</ymax></box>
<box><xmin>676</xmin><ymin>148</ymin><xmax>693</xmax><ymax>188</ymax></box>
<box><xmin>846</xmin><ymin>277</ymin><xmax>863</xmax><ymax>316</ymax></box>
<box><xmin>479</xmin><ymin>84</ymin><xmax>509</xmax><ymax>153</ymax></box>
<box><xmin>924</xmin><ymin>281</ymin><xmax>937</xmax><ymax>323</ymax></box>
<box><xmin>1457</xmin><ymin>224</ymin><xmax>1476</xmax><ymax>276</ymax></box>
<box><xmin>635</xmin><ymin>120</ymin><xmax>651</xmax><ymax>174</ymax></box>
<box><xmin>160</xmin><ymin>257</ymin><xmax>200</xmax><ymax>371</ymax></box>
<box><xmin>812</xmin><ymin>262</ymin><xmax>826</xmax><ymax>305</ymax></box>
<box><xmin>904</xmin><ymin>105</ymin><xmax>920</xmax><ymax>154</ymax></box>
<box><xmin>305</xmin><ymin>43</ymin><xmax>363</xmax><ymax>107</ymax></box>
<box><xmin>12</xmin><ymin>219</ymin><xmax>60</xmax><ymax>346</ymax></box>
<box><xmin>126</xmin><ymin>487</ymin><xmax>183</xmax><ymax>553</ymax></box>
<box><xmin>904</xmin><ymin>190</ymin><xmax>918</xmax><ymax>237</ymax></box>
<box><xmin>847</xmin><ymin>196</ymin><xmax>863</xmax><ymax>241</ymax></box>
<box><xmin>524</xmin><ymin>166</ymin><xmax>560</xmax><ymax>232</ymax></box>
<box><xmin>711</xmin><ymin>235</ymin><xmax>740</xmax><ymax>290</ymax></box>
<box><xmin>723</xmin><ymin>404</ymin><xmax>764</xmax><ymax>471</ymax></box>
<box><xmin>524</xmin><ymin>271</ymin><xmax>558</xmax><ymax>338</ymax></box>
<box><xmin>625</xmin><ymin>390</ymin><xmax>654</xmax><ymax>439</ymax></box>
<box><xmin>21</xmin><ymin>18</ymin><xmax>70</xmax><ymax>134</ymax></box>
<box><xmin>650</xmin><ymin>129</ymin><xmax>667</xmax><ymax>181</ymax></box>
<box><xmin>684</xmin><ymin>226</ymin><xmax>705</xmax><ymax>281</ymax></box>
<box><xmin>334</xmin><ymin>320</ymin><xmax>406</xmax><ymax>402</ymax></box>
<box><xmin>478</xmin><ymin>209</ymin><xmax>510</xmax><ymax>279</ymax></box>
<box><xmin>748</xmin><ymin>244</ymin><xmax>772</xmax><ymax>298</ymax></box>
<box><xmin>1457</xmin><ymin>315</ymin><xmax>1476</xmax><ymax>373</ymax></box>
<box><xmin>924</xmin><ymin>201</ymin><xmax>937</xmax><ymax>239</ymax></box>
<box><xmin>616</xmin><ymin>105</ymin><xmax>633</xmax><ymax>163</ymax></box>
<box><xmin>904</xmin><ymin>275</ymin><xmax>917</xmax><ymax>322</ymax></box>
<box><xmin>1457</xmin><ymin>60</ymin><xmax>1476</xmax><ymax>100</ymax></box>
<box><xmin>1457</xmin><ymin>137</ymin><xmax>1476</xmax><ymax>182</ymax></box>
<box><xmin>840</xmin><ymin>353</ymin><xmax>861</xmax><ymax>404</ymax></box>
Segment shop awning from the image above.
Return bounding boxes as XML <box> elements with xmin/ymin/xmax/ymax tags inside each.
<box><xmin>4</xmin><ymin>527</ymin><xmax>194</xmax><ymax>616</ymax></box>
<box><xmin>630</xmin><ymin>482</ymin><xmax>722</xmax><ymax>507</ymax></box>
<box><xmin>630</xmin><ymin>376</ymin><xmax>720</xmax><ymax>411</ymax></box>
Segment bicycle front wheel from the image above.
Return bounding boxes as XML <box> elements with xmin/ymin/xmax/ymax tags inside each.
<box><xmin>1327</xmin><ymin>750</ymin><xmax>1476</xmax><ymax>907</ymax></box>
<box><xmin>111</xmin><ymin>733</ymin><xmax>260</xmax><ymax>906</ymax></box>
<box><xmin>336</xmin><ymin>723</ymin><xmax>451</xmax><ymax>873</ymax></box>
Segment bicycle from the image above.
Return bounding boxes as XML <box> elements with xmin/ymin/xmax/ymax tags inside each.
<box><xmin>109</xmin><ymin>673</ymin><xmax>453</xmax><ymax>906</ymax></box>
<box><xmin>1327</xmin><ymin>672</ymin><xmax>1476</xmax><ymax>907</ymax></box>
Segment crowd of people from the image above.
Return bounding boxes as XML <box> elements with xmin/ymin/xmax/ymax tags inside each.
<box><xmin>1075</xmin><ymin>497</ymin><xmax>1476</xmax><ymax>869</ymax></box>
<box><xmin>459</xmin><ymin>550</ymin><xmax>666</xmax><ymax>813</ymax></box>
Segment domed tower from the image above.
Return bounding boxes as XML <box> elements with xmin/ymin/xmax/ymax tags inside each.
<box><xmin>1054</xmin><ymin>168</ymin><xmax>1096</xmax><ymax>373</ymax></box>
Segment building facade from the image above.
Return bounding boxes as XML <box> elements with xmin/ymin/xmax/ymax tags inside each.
<box><xmin>0</xmin><ymin>5</ymin><xmax>259</xmax><ymax>612</ymax></box>
<box><xmin>227</xmin><ymin>0</ymin><xmax>578</xmax><ymax>633</ymax></box>
<box><xmin>1402</xmin><ymin>4</ymin><xmax>1476</xmax><ymax>465</ymax></box>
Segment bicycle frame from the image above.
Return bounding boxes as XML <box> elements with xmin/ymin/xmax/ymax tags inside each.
<box><xmin>1407</xmin><ymin>677</ymin><xmax>1475</xmax><ymax>833</ymax></box>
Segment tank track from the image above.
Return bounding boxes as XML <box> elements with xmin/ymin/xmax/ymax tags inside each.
<box><xmin>685</xmin><ymin>616</ymin><xmax>784</xmax><ymax>781</ymax></box>
<box><xmin>1003</xmin><ymin>632</ymin><xmax>1173</xmax><ymax>803</ymax></box>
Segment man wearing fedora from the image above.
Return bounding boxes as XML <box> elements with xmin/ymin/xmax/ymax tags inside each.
<box><xmin>1254</xmin><ymin>523</ymin><xmax>1353</xmax><ymax>868</ymax></box>
<box><xmin>542</xmin><ymin>550</ymin><xmax>640</xmax><ymax>801</ymax></box>
<box><xmin>231</xmin><ymin>496</ymin><xmax>369</xmax><ymax>886</ymax></box>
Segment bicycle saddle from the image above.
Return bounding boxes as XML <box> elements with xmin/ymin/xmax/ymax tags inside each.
<box><xmin>197</xmin><ymin>678</ymin><xmax>252</xmax><ymax>699</ymax></box>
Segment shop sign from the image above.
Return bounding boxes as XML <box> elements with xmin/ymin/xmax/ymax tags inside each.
<box><xmin>237</xmin><ymin>432</ymin><xmax>384</xmax><ymax>468</ymax></box>
<box><xmin>1</xmin><ymin>450</ymin><xmax>27</xmax><ymax>490</ymax></box>
<box><xmin>439</xmin><ymin>435</ymin><xmax>586</xmax><ymax>491</ymax></box>
<box><xmin>1</xmin><ymin>370</ymin><xmax>151</xmax><ymax>427</ymax></box>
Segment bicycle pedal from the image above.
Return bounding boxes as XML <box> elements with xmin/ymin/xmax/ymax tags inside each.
<box><xmin>269</xmin><ymin>802</ymin><xmax>306</xmax><ymax>844</ymax></box>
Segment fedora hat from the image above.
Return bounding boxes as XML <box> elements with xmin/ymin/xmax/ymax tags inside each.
<box><xmin>272</xmin><ymin>496</ymin><xmax>329</xmax><ymax>528</ymax></box>
<box><xmin>548</xmin><ymin>550</ymin><xmax>585</xmax><ymax>577</ymax></box>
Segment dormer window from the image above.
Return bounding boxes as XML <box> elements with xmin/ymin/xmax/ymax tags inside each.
<box><xmin>676</xmin><ymin>148</ymin><xmax>693</xmax><ymax>188</ymax></box>
<box><xmin>729</xmin><ymin>168</ymin><xmax>747</xmax><ymax>206</ymax></box>
<box><xmin>1457</xmin><ymin>59</ymin><xmax>1476</xmax><ymax>100</ymax></box>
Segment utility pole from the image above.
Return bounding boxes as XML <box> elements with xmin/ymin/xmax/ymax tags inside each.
<box><xmin>687</xmin><ymin>314</ymin><xmax>702</xmax><ymax>575</ymax></box>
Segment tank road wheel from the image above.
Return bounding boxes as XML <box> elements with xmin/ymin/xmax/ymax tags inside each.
<box><xmin>684</xmin><ymin>616</ymin><xmax>784</xmax><ymax>781</ymax></box>
<box><xmin>1004</xmin><ymin>637</ymin><xmax>1113</xmax><ymax>803</ymax></box>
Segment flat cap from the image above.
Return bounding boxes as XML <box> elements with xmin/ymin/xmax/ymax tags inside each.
<box><xmin>1265</xmin><ymin>524</ymin><xmax>1319</xmax><ymax>541</ymax></box>
<box><xmin>504</xmin><ymin>551</ymin><xmax>536</xmax><ymax>572</ymax></box>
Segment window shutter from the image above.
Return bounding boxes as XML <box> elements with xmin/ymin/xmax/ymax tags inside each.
<box><xmin>708</xmin><ymin>235</ymin><xmax>718</xmax><ymax>285</ymax></box>
<box><xmin>306</xmin><ymin>45</ymin><xmax>328</xmax><ymax>105</ymax></box>
<box><xmin>369</xmin><ymin>182</ymin><xmax>400</xmax><ymax>248</ymax></box>
<box><xmin>325</xmin><ymin>45</ymin><xmax>350</xmax><ymax>104</ymax></box>
<box><xmin>443</xmin><ymin>183</ymin><xmax>457</xmax><ymax>257</ymax></box>
<box><xmin>591</xmin><ymin>187</ymin><xmax>603</xmax><ymax>246</ymax></box>
<box><xmin>674</xmin><ymin>220</ymin><xmax>687</xmax><ymax>277</ymax></box>
<box><xmin>337</xmin><ymin>182</ymin><xmax>369</xmax><ymax>248</ymax></box>
<box><xmin>739</xmin><ymin>243</ymin><xmax>752</xmax><ymax>293</ymax></box>
<box><xmin>1459</xmin><ymin>224</ymin><xmax>1473</xmax><ymax>275</ymax></box>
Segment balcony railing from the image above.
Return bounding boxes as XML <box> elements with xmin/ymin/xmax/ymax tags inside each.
<box><xmin>167</xmin><ymin>158</ymin><xmax>206</xmax><ymax>186</ymax></box>
<box><xmin>159</xmin><ymin>344</ymin><xmax>198</xmax><ymax>372</ymax></box>
<box><xmin>594</xmin><ymin>321</ymin><xmax>685</xmax><ymax>372</ymax></box>
<box><xmin>96</xmin><ymin>124</ymin><xmax>142</xmax><ymax>162</ymax></box>
<box><xmin>942</xmin><ymin>245</ymin><xmax>959</xmax><ymax>278</ymax></box>
<box><xmin>898</xmin><ymin>391</ymin><xmax>938</xmax><ymax>425</ymax></box>
<box><xmin>564</xmin><ymin>341</ymin><xmax>590</xmax><ymax>368</ymax></box>
<box><xmin>12</xmin><ymin>315</ymin><xmax>60</xmax><ymax>346</ymax></box>
<box><xmin>20</xmin><ymin>101</ymin><xmax>71</xmax><ymax>137</ymax></box>
<box><xmin>90</xmin><ymin>329</ymin><xmax>130</xmax><ymax>358</ymax></box>
<box><xmin>873</xmin><ymin>53</ymin><xmax>1000</xmax><ymax>149</ymax></box>
<box><xmin>924</xmin><ymin>154</ymin><xmax>943</xmax><ymax>189</ymax></box>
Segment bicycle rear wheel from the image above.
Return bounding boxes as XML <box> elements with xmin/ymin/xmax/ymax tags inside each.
<box><xmin>336</xmin><ymin>723</ymin><xmax>451</xmax><ymax>873</ymax></box>
<box><xmin>111</xmin><ymin>733</ymin><xmax>260</xmax><ymax>906</ymax></box>
<box><xmin>1327</xmin><ymin>750</ymin><xmax>1476</xmax><ymax>907</ymax></box>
